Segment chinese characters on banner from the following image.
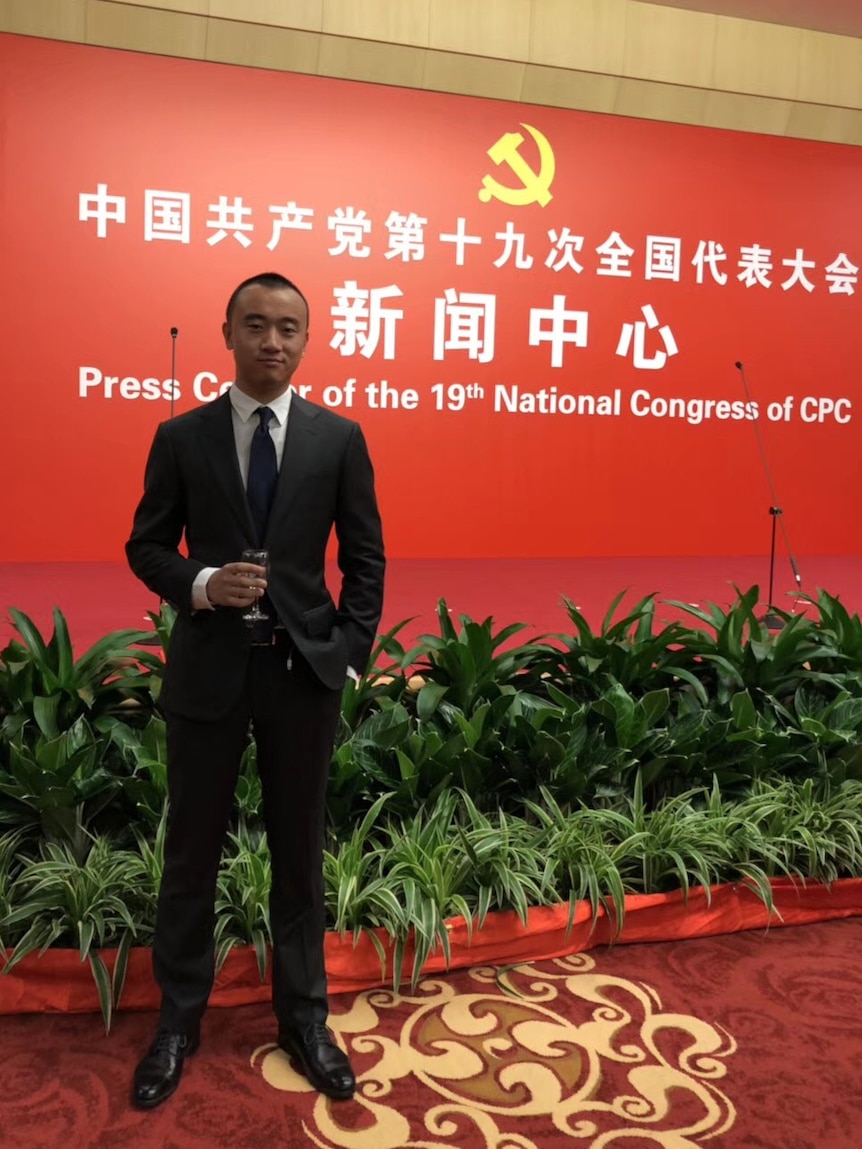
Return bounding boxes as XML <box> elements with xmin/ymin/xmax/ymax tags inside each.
<box><xmin>78</xmin><ymin>185</ymin><xmax>859</xmax><ymax>372</ymax></box>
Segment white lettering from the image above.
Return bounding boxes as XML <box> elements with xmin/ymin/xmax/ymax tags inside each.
<box><xmin>801</xmin><ymin>397</ymin><xmax>853</xmax><ymax>424</ymax></box>
<box><xmin>193</xmin><ymin>372</ymin><xmax>231</xmax><ymax>402</ymax></box>
<box><xmin>494</xmin><ymin>385</ymin><xmax>620</xmax><ymax>415</ymax></box>
<box><xmin>79</xmin><ymin>367</ymin><xmax>179</xmax><ymax>400</ymax></box>
<box><xmin>79</xmin><ymin>366</ymin><xmax>102</xmax><ymax>397</ymax></box>
<box><xmin>631</xmin><ymin>392</ymin><xmax>760</xmax><ymax>424</ymax></box>
<box><xmin>119</xmin><ymin>376</ymin><xmax>141</xmax><ymax>400</ymax></box>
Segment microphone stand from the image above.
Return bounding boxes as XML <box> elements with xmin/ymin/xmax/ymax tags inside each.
<box><xmin>734</xmin><ymin>361</ymin><xmax>802</xmax><ymax>629</ymax></box>
<box><xmin>170</xmin><ymin>326</ymin><xmax>178</xmax><ymax>418</ymax></box>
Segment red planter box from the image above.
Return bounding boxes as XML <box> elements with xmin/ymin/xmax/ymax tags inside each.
<box><xmin>3</xmin><ymin>878</ymin><xmax>861</xmax><ymax>1015</ymax></box>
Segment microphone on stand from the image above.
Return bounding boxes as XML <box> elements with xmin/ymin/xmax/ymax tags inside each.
<box><xmin>170</xmin><ymin>327</ymin><xmax>179</xmax><ymax>418</ymax></box>
<box><xmin>734</xmin><ymin>360</ymin><xmax>802</xmax><ymax>628</ymax></box>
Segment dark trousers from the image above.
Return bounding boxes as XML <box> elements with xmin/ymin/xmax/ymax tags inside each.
<box><xmin>154</xmin><ymin>644</ymin><xmax>342</xmax><ymax>1033</ymax></box>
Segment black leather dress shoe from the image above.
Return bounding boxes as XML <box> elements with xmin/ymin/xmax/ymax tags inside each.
<box><xmin>132</xmin><ymin>1027</ymin><xmax>200</xmax><ymax>1110</ymax></box>
<box><xmin>278</xmin><ymin>1024</ymin><xmax>355</xmax><ymax>1100</ymax></box>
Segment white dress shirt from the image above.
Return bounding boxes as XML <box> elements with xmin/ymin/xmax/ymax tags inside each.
<box><xmin>191</xmin><ymin>383</ymin><xmax>292</xmax><ymax>609</ymax></box>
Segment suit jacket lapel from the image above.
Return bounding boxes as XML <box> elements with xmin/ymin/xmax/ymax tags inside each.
<box><xmin>196</xmin><ymin>393</ymin><xmax>257</xmax><ymax>541</ymax></box>
<box><xmin>266</xmin><ymin>394</ymin><xmax>321</xmax><ymax>541</ymax></box>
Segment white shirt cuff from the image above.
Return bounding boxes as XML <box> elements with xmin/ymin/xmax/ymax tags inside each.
<box><xmin>192</xmin><ymin>567</ymin><xmax>219</xmax><ymax>610</ymax></box>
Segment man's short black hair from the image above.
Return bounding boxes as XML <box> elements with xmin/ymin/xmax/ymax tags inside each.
<box><xmin>225</xmin><ymin>272</ymin><xmax>310</xmax><ymax>325</ymax></box>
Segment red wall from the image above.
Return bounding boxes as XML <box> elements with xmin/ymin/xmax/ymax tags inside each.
<box><xmin>0</xmin><ymin>34</ymin><xmax>859</xmax><ymax>561</ymax></box>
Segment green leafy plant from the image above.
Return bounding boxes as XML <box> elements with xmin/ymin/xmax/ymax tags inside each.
<box><xmin>375</xmin><ymin>791</ymin><xmax>477</xmax><ymax>987</ymax></box>
<box><xmin>805</xmin><ymin>589</ymin><xmax>862</xmax><ymax>687</ymax></box>
<box><xmin>0</xmin><ymin>718</ymin><xmax>123</xmax><ymax>856</ymax></box>
<box><xmin>234</xmin><ymin>740</ymin><xmax>263</xmax><ymax>831</ymax></box>
<box><xmin>666</xmin><ymin>587</ymin><xmax>854</xmax><ymax>705</ymax></box>
<box><xmin>0</xmin><ymin>607</ymin><xmax>161</xmax><ymax>743</ymax></box>
<box><xmin>410</xmin><ymin>599</ymin><xmax>548</xmax><ymax>713</ymax></box>
<box><xmin>0</xmin><ymin>829</ymin><xmax>25</xmax><ymax>959</ymax></box>
<box><xmin>456</xmin><ymin>791</ymin><xmax>556</xmax><ymax>928</ymax></box>
<box><xmin>2</xmin><ymin>586</ymin><xmax>862</xmax><ymax>1012</ymax></box>
<box><xmin>142</xmin><ymin>602</ymin><xmax>177</xmax><ymax>663</ymax></box>
<box><xmin>539</xmin><ymin>592</ymin><xmax>707</xmax><ymax>704</ymax></box>
<box><xmin>595</xmin><ymin>773</ymin><xmax>740</xmax><ymax>898</ymax></box>
<box><xmin>524</xmin><ymin>788</ymin><xmax>631</xmax><ymax>934</ymax></box>
<box><xmin>115</xmin><ymin>715</ymin><xmax>169</xmax><ymax>828</ymax></box>
<box><xmin>1</xmin><ymin>836</ymin><xmax>145</xmax><ymax>1029</ymax></box>
<box><xmin>734</xmin><ymin>777</ymin><xmax>862</xmax><ymax>884</ymax></box>
<box><xmin>328</xmin><ymin>701</ymin><xmax>412</xmax><ymax>832</ymax></box>
<box><xmin>214</xmin><ymin>825</ymin><xmax>272</xmax><ymax>979</ymax></box>
<box><xmin>131</xmin><ymin>808</ymin><xmax>167</xmax><ymax>943</ymax></box>
<box><xmin>324</xmin><ymin>792</ymin><xmax>405</xmax><ymax>975</ymax></box>
<box><xmin>338</xmin><ymin>619</ymin><xmax>415</xmax><ymax>735</ymax></box>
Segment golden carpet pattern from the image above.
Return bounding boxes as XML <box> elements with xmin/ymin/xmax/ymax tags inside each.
<box><xmin>251</xmin><ymin>954</ymin><xmax>737</xmax><ymax>1149</ymax></box>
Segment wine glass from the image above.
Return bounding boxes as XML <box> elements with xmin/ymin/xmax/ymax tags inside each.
<box><xmin>241</xmin><ymin>548</ymin><xmax>270</xmax><ymax>623</ymax></box>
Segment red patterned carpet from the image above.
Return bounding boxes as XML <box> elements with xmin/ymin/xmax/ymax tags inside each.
<box><xmin>2</xmin><ymin>918</ymin><xmax>860</xmax><ymax>1149</ymax></box>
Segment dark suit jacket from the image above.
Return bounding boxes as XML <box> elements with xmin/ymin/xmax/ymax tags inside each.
<box><xmin>126</xmin><ymin>391</ymin><xmax>385</xmax><ymax>720</ymax></box>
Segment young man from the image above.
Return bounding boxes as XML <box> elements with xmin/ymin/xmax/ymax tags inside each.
<box><xmin>126</xmin><ymin>272</ymin><xmax>385</xmax><ymax>1108</ymax></box>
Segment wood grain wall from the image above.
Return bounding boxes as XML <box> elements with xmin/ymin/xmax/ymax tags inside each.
<box><xmin>2</xmin><ymin>0</ymin><xmax>861</xmax><ymax>144</ymax></box>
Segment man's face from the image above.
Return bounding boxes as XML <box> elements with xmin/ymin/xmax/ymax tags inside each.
<box><xmin>223</xmin><ymin>284</ymin><xmax>309</xmax><ymax>399</ymax></box>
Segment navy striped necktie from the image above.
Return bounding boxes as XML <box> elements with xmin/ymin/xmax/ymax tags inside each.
<box><xmin>247</xmin><ymin>406</ymin><xmax>278</xmax><ymax>543</ymax></box>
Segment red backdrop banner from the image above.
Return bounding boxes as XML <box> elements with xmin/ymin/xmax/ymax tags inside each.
<box><xmin>0</xmin><ymin>34</ymin><xmax>859</xmax><ymax>562</ymax></box>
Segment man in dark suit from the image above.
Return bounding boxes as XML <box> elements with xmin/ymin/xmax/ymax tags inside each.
<box><xmin>126</xmin><ymin>271</ymin><xmax>385</xmax><ymax>1109</ymax></box>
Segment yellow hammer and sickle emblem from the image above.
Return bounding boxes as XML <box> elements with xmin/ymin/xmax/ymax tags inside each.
<box><xmin>478</xmin><ymin>123</ymin><xmax>556</xmax><ymax>207</ymax></box>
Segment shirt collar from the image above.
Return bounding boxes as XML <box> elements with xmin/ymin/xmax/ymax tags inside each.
<box><xmin>229</xmin><ymin>383</ymin><xmax>294</xmax><ymax>425</ymax></box>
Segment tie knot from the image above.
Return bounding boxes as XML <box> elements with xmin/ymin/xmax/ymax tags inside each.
<box><xmin>256</xmin><ymin>406</ymin><xmax>275</xmax><ymax>432</ymax></box>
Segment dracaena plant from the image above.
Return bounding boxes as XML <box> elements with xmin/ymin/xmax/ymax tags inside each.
<box><xmin>535</xmin><ymin>592</ymin><xmax>707</xmax><ymax>704</ymax></box>
<box><xmin>328</xmin><ymin>700</ymin><xmax>412</xmax><ymax>834</ymax></box>
<box><xmin>408</xmin><ymin>598</ymin><xmax>549</xmax><ymax>713</ymax></box>
<box><xmin>113</xmin><ymin>714</ymin><xmax>169</xmax><ymax>828</ymax></box>
<box><xmin>0</xmin><ymin>718</ymin><xmax>123</xmax><ymax>856</ymax></box>
<box><xmin>338</xmin><ymin>619</ymin><xmax>416</xmax><ymax>736</ymax></box>
<box><xmin>666</xmin><ymin>586</ymin><xmax>856</xmax><ymax>706</ymax></box>
<box><xmin>0</xmin><ymin>607</ymin><xmax>162</xmax><ymax>745</ymax></box>
<box><xmin>141</xmin><ymin>602</ymin><xmax>177</xmax><ymax>664</ymax></box>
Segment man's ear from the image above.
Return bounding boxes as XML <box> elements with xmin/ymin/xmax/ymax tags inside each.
<box><xmin>222</xmin><ymin>320</ymin><xmax>233</xmax><ymax>350</ymax></box>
